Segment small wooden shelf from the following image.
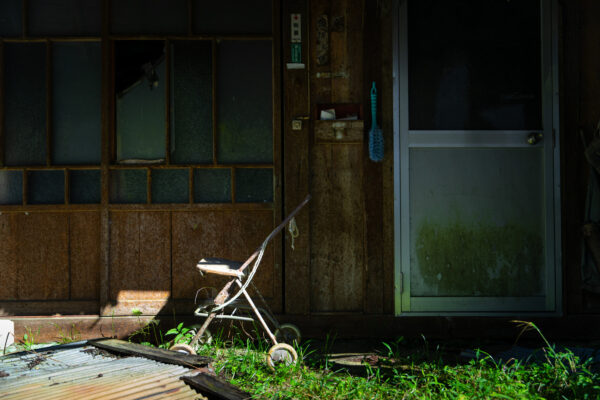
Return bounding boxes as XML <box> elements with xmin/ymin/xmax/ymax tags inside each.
<box><xmin>314</xmin><ymin>120</ymin><xmax>364</xmax><ymax>142</ymax></box>
<box><xmin>314</xmin><ymin>103</ymin><xmax>364</xmax><ymax>143</ymax></box>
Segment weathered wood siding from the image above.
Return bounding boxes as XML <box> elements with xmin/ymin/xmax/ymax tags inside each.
<box><xmin>1</xmin><ymin>0</ymin><xmax>599</xmax><ymax>320</ymax></box>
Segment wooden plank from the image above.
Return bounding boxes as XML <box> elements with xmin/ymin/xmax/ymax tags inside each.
<box><xmin>90</xmin><ymin>338</ymin><xmax>212</xmax><ymax>367</ymax></box>
<box><xmin>272</xmin><ymin>0</ymin><xmax>284</xmax><ymax>317</ymax></box>
<box><xmin>172</xmin><ymin>211</ymin><xmax>276</xmax><ymax>306</ymax></box>
<box><xmin>181</xmin><ymin>374</ymin><xmax>250</xmax><ymax>400</ymax></box>
<box><xmin>0</xmin><ymin>214</ymin><xmax>18</xmax><ymax>300</ymax></box>
<box><xmin>310</xmin><ymin>0</ymin><xmax>333</xmax><ymax>105</ymax></box>
<box><xmin>172</xmin><ymin>211</ymin><xmax>233</xmax><ymax>301</ymax></box>
<box><xmin>362</xmin><ymin>0</ymin><xmax>384</xmax><ymax>314</ymax></box>
<box><xmin>17</xmin><ymin>213</ymin><xmax>69</xmax><ymax>300</ymax></box>
<box><xmin>0</xmin><ymin>301</ymin><xmax>98</xmax><ymax>316</ymax></box>
<box><xmin>109</xmin><ymin>212</ymin><xmax>139</xmax><ymax>302</ymax></box>
<box><xmin>310</xmin><ymin>145</ymin><xmax>365</xmax><ymax>311</ymax></box>
<box><xmin>109</xmin><ymin>212</ymin><xmax>171</xmax><ymax>303</ymax></box>
<box><xmin>346</xmin><ymin>0</ymin><xmax>364</xmax><ymax>103</ymax></box>
<box><xmin>99</xmin><ymin>0</ymin><xmax>111</xmax><ymax>315</ymax></box>
<box><xmin>69</xmin><ymin>212</ymin><xmax>101</xmax><ymax>300</ymax></box>
<box><xmin>330</xmin><ymin>0</ymin><xmax>349</xmax><ymax>103</ymax></box>
<box><xmin>283</xmin><ymin>0</ymin><xmax>311</xmax><ymax>314</ymax></box>
<box><xmin>229</xmin><ymin>210</ymin><xmax>275</xmax><ymax>301</ymax></box>
<box><xmin>314</xmin><ymin>120</ymin><xmax>364</xmax><ymax>142</ymax></box>
<box><xmin>379</xmin><ymin>0</ymin><xmax>395</xmax><ymax>314</ymax></box>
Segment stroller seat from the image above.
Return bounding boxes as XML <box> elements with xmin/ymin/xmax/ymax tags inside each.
<box><xmin>197</xmin><ymin>257</ymin><xmax>245</xmax><ymax>279</ymax></box>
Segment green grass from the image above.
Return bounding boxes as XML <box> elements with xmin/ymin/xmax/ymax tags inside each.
<box><xmin>132</xmin><ymin>321</ymin><xmax>600</xmax><ymax>400</ymax></box>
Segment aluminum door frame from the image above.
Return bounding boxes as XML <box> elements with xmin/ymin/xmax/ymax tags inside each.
<box><xmin>392</xmin><ymin>0</ymin><xmax>562</xmax><ymax>316</ymax></box>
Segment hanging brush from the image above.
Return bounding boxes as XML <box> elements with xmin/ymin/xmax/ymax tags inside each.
<box><xmin>369</xmin><ymin>81</ymin><xmax>384</xmax><ymax>162</ymax></box>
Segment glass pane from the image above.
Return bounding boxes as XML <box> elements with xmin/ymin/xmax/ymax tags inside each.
<box><xmin>192</xmin><ymin>0</ymin><xmax>272</xmax><ymax>34</ymax></box>
<box><xmin>4</xmin><ymin>43</ymin><xmax>46</xmax><ymax>166</ymax></box>
<box><xmin>0</xmin><ymin>0</ymin><xmax>22</xmax><ymax>37</ymax></box>
<box><xmin>409</xmin><ymin>148</ymin><xmax>545</xmax><ymax>297</ymax></box>
<box><xmin>110</xmin><ymin>169</ymin><xmax>147</xmax><ymax>203</ymax></box>
<box><xmin>408</xmin><ymin>0</ymin><xmax>541</xmax><ymax>130</ymax></box>
<box><xmin>70</xmin><ymin>170</ymin><xmax>100</xmax><ymax>204</ymax></box>
<box><xmin>0</xmin><ymin>170</ymin><xmax>23</xmax><ymax>205</ymax></box>
<box><xmin>170</xmin><ymin>41</ymin><xmax>212</xmax><ymax>164</ymax></box>
<box><xmin>52</xmin><ymin>42</ymin><xmax>101</xmax><ymax>165</ymax></box>
<box><xmin>217</xmin><ymin>41</ymin><xmax>272</xmax><ymax>163</ymax></box>
<box><xmin>28</xmin><ymin>0</ymin><xmax>101</xmax><ymax>36</ymax></box>
<box><xmin>116</xmin><ymin>41</ymin><xmax>166</xmax><ymax>162</ymax></box>
<box><xmin>111</xmin><ymin>0</ymin><xmax>187</xmax><ymax>35</ymax></box>
<box><xmin>28</xmin><ymin>170</ymin><xmax>65</xmax><ymax>204</ymax></box>
<box><xmin>194</xmin><ymin>169</ymin><xmax>230</xmax><ymax>203</ymax></box>
<box><xmin>235</xmin><ymin>168</ymin><xmax>272</xmax><ymax>203</ymax></box>
<box><xmin>152</xmin><ymin>169</ymin><xmax>188</xmax><ymax>203</ymax></box>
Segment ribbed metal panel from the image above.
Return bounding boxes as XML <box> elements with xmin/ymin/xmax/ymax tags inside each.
<box><xmin>0</xmin><ymin>345</ymin><xmax>205</xmax><ymax>400</ymax></box>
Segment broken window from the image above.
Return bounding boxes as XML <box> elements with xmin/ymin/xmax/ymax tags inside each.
<box><xmin>0</xmin><ymin>0</ymin><xmax>275</xmax><ymax>206</ymax></box>
<box><xmin>115</xmin><ymin>41</ymin><xmax>167</xmax><ymax>163</ymax></box>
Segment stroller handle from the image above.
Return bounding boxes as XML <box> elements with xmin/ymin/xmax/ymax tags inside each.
<box><xmin>213</xmin><ymin>194</ymin><xmax>311</xmax><ymax>312</ymax></box>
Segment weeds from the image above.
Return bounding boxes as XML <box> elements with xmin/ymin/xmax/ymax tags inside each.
<box><xmin>127</xmin><ymin>320</ymin><xmax>600</xmax><ymax>399</ymax></box>
<box><xmin>54</xmin><ymin>323</ymin><xmax>81</xmax><ymax>344</ymax></box>
<box><xmin>19</xmin><ymin>328</ymin><xmax>38</xmax><ymax>351</ymax></box>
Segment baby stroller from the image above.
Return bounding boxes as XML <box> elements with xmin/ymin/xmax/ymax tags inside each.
<box><xmin>171</xmin><ymin>195</ymin><xmax>310</xmax><ymax>369</ymax></box>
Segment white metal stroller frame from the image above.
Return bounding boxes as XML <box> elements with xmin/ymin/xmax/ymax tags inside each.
<box><xmin>184</xmin><ymin>195</ymin><xmax>311</xmax><ymax>368</ymax></box>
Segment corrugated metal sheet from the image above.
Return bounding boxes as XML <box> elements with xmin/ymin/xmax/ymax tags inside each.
<box><xmin>0</xmin><ymin>343</ymin><xmax>205</xmax><ymax>400</ymax></box>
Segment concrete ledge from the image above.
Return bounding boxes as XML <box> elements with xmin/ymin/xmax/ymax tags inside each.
<box><xmin>8</xmin><ymin>314</ymin><xmax>600</xmax><ymax>343</ymax></box>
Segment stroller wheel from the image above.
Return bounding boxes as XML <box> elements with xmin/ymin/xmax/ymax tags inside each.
<box><xmin>169</xmin><ymin>343</ymin><xmax>196</xmax><ymax>355</ymax></box>
<box><xmin>266</xmin><ymin>343</ymin><xmax>298</xmax><ymax>370</ymax></box>
<box><xmin>274</xmin><ymin>323</ymin><xmax>302</xmax><ymax>345</ymax></box>
<box><xmin>190</xmin><ymin>328</ymin><xmax>213</xmax><ymax>345</ymax></box>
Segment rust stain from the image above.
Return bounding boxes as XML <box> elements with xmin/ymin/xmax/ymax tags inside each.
<box><xmin>17</xmin><ymin>213</ymin><xmax>69</xmax><ymax>300</ymax></box>
<box><xmin>70</xmin><ymin>212</ymin><xmax>101</xmax><ymax>300</ymax></box>
<box><xmin>109</xmin><ymin>212</ymin><xmax>171</xmax><ymax>302</ymax></box>
<box><xmin>172</xmin><ymin>210</ymin><xmax>275</xmax><ymax>301</ymax></box>
<box><xmin>0</xmin><ymin>214</ymin><xmax>18</xmax><ymax>300</ymax></box>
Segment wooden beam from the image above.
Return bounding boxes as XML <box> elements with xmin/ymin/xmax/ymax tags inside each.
<box><xmin>362</xmin><ymin>0</ymin><xmax>384</xmax><ymax>314</ymax></box>
<box><xmin>90</xmin><ymin>338</ymin><xmax>212</xmax><ymax>367</ymax></box>
<box><xmin>99</xmin><ymin>0</ymin><xmax>111</xmax><ymax>315</ymax></box>
<box><xmin>283</xmin><ymin>0</ymin><xmax>311</xmax><ymax>314</ymax></box>
<box><xmin>181</xmin><ymin>374</ymin><xmax>250</xmax><ymax>400</ymax></box>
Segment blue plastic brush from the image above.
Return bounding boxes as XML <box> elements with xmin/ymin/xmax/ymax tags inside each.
<box><xmin>369</xmin><ymin>82</ymin><xmax>384</xmax><ymax>162</ymax></box>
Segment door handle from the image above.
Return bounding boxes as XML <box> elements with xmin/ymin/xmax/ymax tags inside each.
<box><xmin>527</xmin><ymin>132</ymin><xmax>543</xmax><ymax>145</ymax></box>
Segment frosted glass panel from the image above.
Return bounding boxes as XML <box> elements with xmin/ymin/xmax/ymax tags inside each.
<box><xmin>4</xmin><ymin>43</ymin><xmax>46</xmax><ymax>166</ymax></box>
<box><xmin>170</xmin><ymin>41</ymin><xmax>212</xmax><ymax>164</ymax></box>
<box><xmin>152</xmin><ymin>169</ymin><xmax>188</xmax><ymax>203</ymax></box>
<box><xmin>192</xmin><ymin>0</ymin><xmax>272</xmax><ymax>34</ymax></box>
<box><xmin>0</xmin><ymin>0</ymin><xmax>22</xmax><ymax>37</ymax></box>
<box><xmin>217</xmin><ymin>41</ymin><xmax>272</xmax><ymax>163</ymax></box>
<box><xmin>28</xmin><ymin>170</ymin><xmax>65</xmax><ymax>204</ymax></box>
<box><xmin>194</xmin><ymin>169</ymin><xmax>230</xmax><ymax>203</ymax></box>
<box><xmin>116</xmin><ymin>41</ymin><xmax>166</xmax><ymax>162</ymax></box>
<box><xmin>111</xmin><ymin>0</ymin><xmax>187</xmax><ymax>34</ymax></box>
<box><xmin>0</xmin><ymin>171</ymin><xmax>23</xmax><ymax>205</ymax></box>
<box><xmin>70</xmin><ymin>170</ymin><xmax>100</xmax><ymax>204</ymax></box>
<box><xmin>110</xmin><ymin>169</ymin><xmax>147</xmax><ymax>204</ymax></box>
<box><xmin>409</xmin><ymin>148</ymin><xmax>545</xmax><ymax>297</ymax></box>
<box><xmin>235</xmin><ymin>168</ymin><xmax>272</xmax><ymax>203</ymax></box>
<box><xmin>408</xmin><ymin>0</ymin><xmax>541</xmax><ymax>130</ymax></box>
<box><xmin>28</xmin><ymin>0</ymin><xmax>101</xmax><ymax>36</ymax></box>
<box><xmin>52</xmin><ymin>42</ymin><xmax>101</xmax><ymax>165</ymax></box>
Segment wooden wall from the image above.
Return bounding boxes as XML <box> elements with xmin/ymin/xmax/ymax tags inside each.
<box><xmin>0</xmin><ymin>209</ymin><xmax>278</xmax><ymax>316</ymax></box>
<box><xmin>3</xmin><ymin>0</ymin><xmax>600</xmax><ymax>321</ymax></box>
<box><xmin>281</xmin><ymin>0</ymin><xmax>394</xmax><ymax>315</ymax></box>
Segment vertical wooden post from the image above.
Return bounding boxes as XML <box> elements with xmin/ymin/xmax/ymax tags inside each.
<box><xmin>283</xmin><ymin>0</ymin><xmax>311</xmax><ymax>314</ymax></box>
<box><xmin>99</xmin><ymin>0</ymin><xmax>111</xmax><ymax>314</ymax></box>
